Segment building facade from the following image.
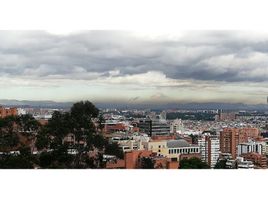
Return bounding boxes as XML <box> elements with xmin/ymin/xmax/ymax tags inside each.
<box><xmin>220</xmin><ymin>128</ymin><xmax>260</xmax><ymax>159</ymax></box>
<box><xmin>198</xmin><ymin>135</ymin><xmax>220</xmax><ymax>168</ymax></box>
<box><xmin>237</xmin><ymin>141</ymin><xmax>266</xmax><ymax>156</ymax></box>
<box><xmin>139</xmin><ymin>118</ymin><xmax>170</xmax><ymax>137</ymax></box>
<box><xmin>0</xmin><ymin>107</ymin><xmax>18</xmax><ymax>118</ymax></box>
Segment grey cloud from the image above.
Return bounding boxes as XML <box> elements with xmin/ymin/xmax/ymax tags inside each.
<box><xmin>0</xmin><ymin>30</ymin><xmax>268</xmax><ymax>83</ymax></box>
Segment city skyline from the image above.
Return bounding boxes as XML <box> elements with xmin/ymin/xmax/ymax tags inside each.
<box><xmin>0</xmin><ymin>30</ymin><xmax>268</xmax><ymax>104</ymax></box>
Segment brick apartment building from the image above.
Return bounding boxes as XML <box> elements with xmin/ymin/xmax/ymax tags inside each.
<box><xmin>220</xmin><ymin>127</ymin><xmax>260</xmax><ymax>159</ymax></box>
<box><xmin>104</xmin><ymin>121</ymin><xmax>127</xmax><ymax>134</ymax></box>
<box><xmin>0</xmin><ymin>107</ymin><xmax>18</xmax><ymax>118</ymax></box>
<box><xmin>106</xmin><ymin>150</ymin><xmax>179</xmax><ymax>169</ymax></box>
<box><xmin>241</xmin><ymin>152</ymin><xmax>267</xmax><ymax>169</ymax></box>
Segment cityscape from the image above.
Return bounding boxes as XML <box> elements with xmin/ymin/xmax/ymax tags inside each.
<box><xmin>0</xmin><ymin>100</ymin><xmax>267</xmax><ymax>169</ymax></box>
<box><xmin>0</xmin><ymin>30</ymin><xmax>268</xmax><ymax>169</ymax></box>
<box><xmin>2</xmin><ymin>2</ymin><xmax>268</xmax><ymax>200</ymax></box>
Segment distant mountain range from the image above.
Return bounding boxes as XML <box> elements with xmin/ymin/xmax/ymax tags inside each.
<box><xmin>0</xmin><ymin>99</ymin><xmax>73</xmax><ymax>109</ymax></box>
<box><xmin>0</xmin><ymin>99</ymin><xmax>267</xmax><ymax>111</ymax></box>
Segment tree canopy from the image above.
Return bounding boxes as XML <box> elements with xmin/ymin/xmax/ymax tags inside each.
<box><xmin>179</xmin><ymin>157</ymin><xmax>210</xmax><ymax>169</ymax></box>
<box><xmin>214</xmin><ymin>159</ymin><xmax>227</xmax><ymax>169</ymax></box>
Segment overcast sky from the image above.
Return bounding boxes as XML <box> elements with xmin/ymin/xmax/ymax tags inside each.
<box><xmin>0</xmin><ymin>30</ymin><xmax>267</xmax><ymax>104</ymax></box>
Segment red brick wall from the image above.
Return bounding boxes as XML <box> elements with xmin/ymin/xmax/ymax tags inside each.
<box><xmin>220</xmin><ymin>128</ymin><xmax>261</xmax><ymax>159</ymax></box>
<box><xmin>0</xmin><ymin>107</ymin><xmax>18</xmax><ymax>118</ymax></box>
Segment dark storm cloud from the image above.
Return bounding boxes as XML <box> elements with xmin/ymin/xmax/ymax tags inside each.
<box><xmin>0</xmin><ymin>30</ymin><xmax>268</xmax><ymax>83</ymax></box>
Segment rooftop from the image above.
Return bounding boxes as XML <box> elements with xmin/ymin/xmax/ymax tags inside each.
<box><xmin>167</xmin><ymin>139</ymin><xmax>190</xmax><ymax>148</ymax></box>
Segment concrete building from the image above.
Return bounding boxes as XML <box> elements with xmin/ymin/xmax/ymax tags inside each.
<box><xmin>237</xmin><ymin>140</ymin><xmax>266</xmax><ymax>156</ymax></box>
<box><xmin>118</xmin><ymin>139</ymin><xmax>144</xmax><ymax>152</ymax></box>
<box><xmin>104</xmin><ymin>120</ymin><xmax>127</xmax><ymax>134</ymax></box>
<box><xmin>166</xmin><ymin>139</ymin><xmax>200</xmax><ymax>160</ymax></box>
<box><xmin>241</xmin><ymin>152</ymin><xmax>267</xmax><ymax>169</ymax></box>
<box><xmin>105</xmin><ymin>150</ymin><xmax>179</xmax><ymax>169</ymax></box>
<box><xmin>198</xmin><ymin>135</ymin><xmax>220</xmax><ymax>168</ymax></box>
<box><xmin>236</xmin><ymin>157</ymin><xmax>254</xmax><ymax>169</ymax></box>
<box><xmin>215</xmin><ymin>111</ymin><xmax>236</xmax><ymax>121</ymax></box>
<box><xmin>226</xmin><ymin>157</ymin><xmax>254</xmax><ymax>169</ymax></box>
<box><xmin>170</xmin><ymin>118</ymin><xmax>184</xmax><ymax>134</ymax></box>
<box><xmin>144</xmin><ymin>139</ymin><xmax>200</xmax><ymax>161</ymax></box>
<box><xmin>110</xmin><ymin>135</ymin><xmax>149</xmax><ymax>152</ymax></box>
<box><xmin>145</xmin><ymin>140</ymin><xmax>167</xmax><ymax>156</ymax></box>
<box><xmin>139</xmin><ymin>118</ymin><xmax>170</xmax><ymax>137</ymax></box>
<box><xmin>220</xmin><ymin>127</ymin><xmax>261</xmax><ymax>159</ymax></box>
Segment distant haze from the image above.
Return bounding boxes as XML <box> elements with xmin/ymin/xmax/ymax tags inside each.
<box><xmin>0</xmin><ymin>99</ymin><xmax>268</xmax><ymax>111</ymax></box>
<box><xmin>0</xmin><ymin>30</ymin><xmax>267</xmax><ymax>104</ymax></box>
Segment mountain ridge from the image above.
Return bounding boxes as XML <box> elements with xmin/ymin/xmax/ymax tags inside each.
<box><xmin>0</xmin><ymin>99</ymin><xmax>267</xmax><ymax>110</ymax></box>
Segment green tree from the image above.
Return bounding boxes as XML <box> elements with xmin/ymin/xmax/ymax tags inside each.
<box><xmin>189</xmin><ymin>134</ymin><xmax>198</xmax><ymax>144</ymax></box>
<box><xmin>179</xmin><ymin>157</ymin><xmax>210</xmax><ymax>169</ymax></box>
<box><xmin>39</xmin><ymin>152</ymin><xmax>53</xmax><ymax>168</ymax></box>
<box><xmin>70</xmin><ymin>101</ymin><xmax>99</xmax><ymax>130</ymax></box>
<box><xmin>140</xmin><ymin>157</ymin><xmax>154</xmax><ymax>169</ymax></box>
<box><xmin>214</xmin><ymin>159</ymin><xmax>227</xmax><ymax>169</ymax></box>
<box><xmin>105</xmin><ymin>143</ymin><xmax>124</xmax><ymax>159</ymax></box>
<box><xmin>16</xmin><ymin>114</ymin><xmax>41</xmax><ymax>133</ymax></box>
<box><xmin>97</xmin><ymin>113</ymin><xmax>105</xmax><ymax>132</ymax></box>
<box><xmin>92</xmin><ymin>134</ymin><xmax>107</xmax><ymax>149</ymax></box>
<box><xmin>0</xmin><ymin>101</ymin><xmax>124</xmax><ymax>169</ymax></box>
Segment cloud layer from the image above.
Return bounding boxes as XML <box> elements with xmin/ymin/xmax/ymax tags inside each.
<box><xmin>0</xmin><ymin>30</ymin><xmax>267</xmax><ymax>103</ymax></box>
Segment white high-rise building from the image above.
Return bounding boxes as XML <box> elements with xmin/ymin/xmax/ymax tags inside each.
<box><xmin>170</xmin><ymin>118</ymin><xmax>183</xmax><ymax>134</ymax></box>
<box><xmin>198</xmin><ymin>135</ymin><xmax>220</xmax><ymax>168</ymax></box>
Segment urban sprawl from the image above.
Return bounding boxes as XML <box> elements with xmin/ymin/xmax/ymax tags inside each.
<box><xmin>0</xmin><ymin>103</ymin><xmax>268</xmax><ymax>169</ymax></box>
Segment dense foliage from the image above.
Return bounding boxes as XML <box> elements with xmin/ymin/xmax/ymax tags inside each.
<box><xmin>140</xmin><ymin>157</ymin><xmax>154</xmax><ymax>169</ymax></box>
<box><xmin>0</xmin><ymin>101</ymin><xmax>124</xmax><ymax>169</ymax></box>
<box><xmin>214</xmin><ymin>159</ymin><xmax>227</xmax><ymax>169</ymax></box>
<box><xmin>179</xmin><ymin>157</ymin><xmax>210</xmax><ymax>169</ymax></box>
<box><xmin>167</xmin><ymin>112</ymin><xmax>215</xmax><ymax>121</ymax></box>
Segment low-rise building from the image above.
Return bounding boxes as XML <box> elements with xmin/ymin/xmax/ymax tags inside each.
<box><xmin>104</xmin><ymin>120</ymin><xmax>127</xmax><ymax>134</ymax></box>
<box><xmin>0</xmin><ymin>107</ymin><xmax>18</xmax><ymax>118</ymax></box>
<box><xmin>237</xmin><ymin>140</ymin><xmax>266</xmax><ymax>156</ymax></box>
<box><xmin>241</xmin><ymin>152</ymin><xmax>267</xmax><ymax>169</ymax></box>
<box><xmin>226</xmin><ymin>156</ymin><xmax>254</xmax><ymax>169</ymax></box>
<box><xmin>105</xmin><ymin>150</ymin><xmax>179</xmax><ymax>169</ymax></box>
<box><xmin>166</xmin><ymin>139</ymin><xmax>200</xmax><ymax>160</ymax></box>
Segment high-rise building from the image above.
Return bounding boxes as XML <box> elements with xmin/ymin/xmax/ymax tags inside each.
<box><xmin>198</xmin><ymin>135</ymin><xmax>220</xmax><ymax>168</ymax></box>
<box><xmin>220</xmin><ymin>128</ymin><xmax>260</xmax><ymax>159</ymax></box>
<box><xmin>215</xmin><ymin>110</ymin><xmax>236</xmax><ymax>121</ymax></box>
